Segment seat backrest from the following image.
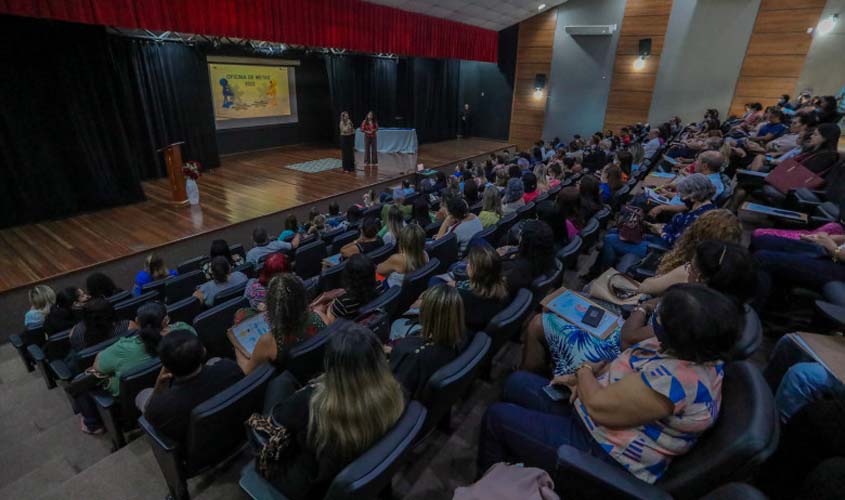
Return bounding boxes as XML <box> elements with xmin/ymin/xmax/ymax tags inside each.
<box><xmin>319</xmin><ymin>260</ymin><xmax>348</xmax><ymax>293</ymax></box>
<box><xmin>284</xmin><ymin>320</ymin><xmax>348</xmax><ymax>385</ymax></box>
<box><xmin>473</xmin><ymin>225</ymin><xmax>498</xmax><ymax>247</ymax></box>
<box><xmin>321</xmin><ymin>226</ymin><xmax>348</xmax><ymax>246</ymax></box>
<box><xmin>106</xmin><ymin>290</ymin><xmax>132</xmax><ymax>305</ymax></box>
<box><xmin>365</xmin><ymin>242</ymin><xmax>396</xmax><ymax>266</ymax></box>
<box><xmin>43</xmin><ymin>328</ymin><xmax>73</xmax><ymax>361</ymax></box>
<box><xmin>330</xmin><ymin>230</ymin><xmax>360</xmax><ymax>255</ymax></box>
<box><xmin>424</xmin><ymin>220</ymin><xmax>442</xmax><ymax>238</ymax></box>
<box><xmin>230</xmin><ymin>243</ymin><xmax>246</xmax><ymax>261</ymax></box>
<box><xmin>610</xmin><ymin>185</ymin><xmax>631</xmax><ymax>210</ymax></box>
<box><xmin>325</xmin><ymin>401</ymin><xmax>427</xmax><ymax>500</ymax></box>
<box><xmin>469</xmin><ymin>200</ymin><xmax>483</xmax><ymax>215</ymax></box>
<box><xmin>419</xmin><ymin>332</ymin><xmax>491</xmax><ymax>436</ymax></box>
<box><xmin>362</xmin><ymin>204</ymin><xmax>383</xmax><ymax>220</ymax></box>
<box><xmin>396</xmin><ymin>258</ymin><xmax>440</xmax><ymax>314</ymax></box>
<box><xmin>656</xmin><ymin>361</ymin><xmax>779</xmax><ymax>499</ymax></box>
<box><xmin>594</xmin><ymin>207</ymin><xmax>612</xmax><ymax>229</ymax></box>
<box><xmin>357</xmin><ymin>286</ymin><xmax>402</xmax><ymax>320</ymax></box>
<box><xmin>193</xmin><ymin>296</ymin><xmax>249</xmax><ymax>359</ymax></box>
<box><xmin>485</xmin><ymin>289</ymin><xmax>534</xmax><ymax>355</ymax></box>
<box><xmin>727</xmin><ymin>305</ymin><xmax>762</xmax><ymax>361</ymax></box>
<box><xmin>165</xmin><ymin>270</ymin><xmax>206</xmax><ymax>305</ymax></box>
<box><xmin>294</xmin><ymin>240</ymin><xmax>328</xmax><ymax>279</ymax></box>
<box><xmin>141</xmin><ymin>277</ymin><xmax>169</xmax><ymax>301</ymax></box>
<box><xmin>494</xmin><ymin>212</ymin><xmax>519</xmax><ymax>244</ymax></box>
<box><xmin>117</xmin><ymin>357</ymin><xmax>162</xmax><ymax>430</ymax></box>
<box><xmin>210</xmin><ymin>280</ymin><xmax>249</xmax><ymax>307</ymax></box>
<box><xmin>580</xmin><ymin>218</ymin><xmax>600</xmax><ymax>252</ymax></box>
<box><xmin>184</xmin><ymin>364</ymin><xmax>274</xmax><ymax>476</ymax></box>
<box><xmin>114</xmin><ymin>291</ymin><xmax>159</xmax><ymax>321</ymax></box>
<box><xmin>177</xmin><ymin>255</ymin><xmax>209</xmax><ymax>275</ymax></box>
<box><xmin>534</xmin><ymin>192</ymin><xmax>550</xmax><ymax>204</ymax></box>
<box><xmin>166</xmin><ymin>296</ymin><xmax>203</xmax><ymax>325</ymax></box>
<box><xmin>556</xmin><ymin>235</ymin><xmax>583</xmax><ymax>269</ymax></box>
<box><xmin>516</xmin><ymin>202</ymin><xmax>536</xmax><ymax>220</ymax></box>
<box><xmin>426</xmin><ymin>233</ymin><xmax>457</xmax><ymax>272</ymax></box>
<box><xmin>531</xmin><ymin>261</ymin><xmax>564</xmax><ymax>302</ymax></box>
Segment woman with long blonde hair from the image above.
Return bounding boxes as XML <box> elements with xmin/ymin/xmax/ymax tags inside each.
<box><xmin>377</xmin><ymin>224</ymin><xmax>429</xmax><ymax>289</ymax></box>
<box><xmin>478</xmin><ymin>187</ymin><xmax>503</xmax><ymax>228</ymax></box>
<box><xmin>268</xmin><ymin>322</ymin><xmax>404</xmax><ymax>499</ymax></box>
<box><xmin>638</xmin><ymin>209</ymin><xmax>742</xmax><ymax>296</ymax></box>
<box><xmin>390</xmin><ymin>284</ymin><xmax>466</xmax><ymax>398</ymax></box>
<box><xmin>534</xmin><ymin>164</ymin><xmax>551</xmax><ymax>193</ymax></box>
<box><xmin>458</xmin><ymin>245</ymin><xmax>510</xmax><ymax>332</ymax></box>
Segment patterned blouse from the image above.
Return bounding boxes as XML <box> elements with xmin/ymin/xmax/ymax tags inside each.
<box><xmin>660</xmin><ymin>203</ymin><xmax>715</xmax><ymax>247</ymax></box>
<box><xmin>575</xmin><ymin>337</ymin><xmax>724</xmax><ymax>484</ymax></box>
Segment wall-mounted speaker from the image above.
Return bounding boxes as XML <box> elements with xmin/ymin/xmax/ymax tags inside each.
<box><xmin>638</xmin><ymin>38</ymin><xmax>652</xmax><ymax>57</ymax></box>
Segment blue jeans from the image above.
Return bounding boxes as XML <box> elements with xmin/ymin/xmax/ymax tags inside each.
<box><xmin>764</xmin><ymin>334</ymin><xmax>845</xmax><ymax>422</ymax></box>
<box><xmin>75</xmin><ymin>392</ymin><xmax>103</xmax><ymax>430</ymax></box>
<box><xmin>477</xmin><ymin>371</ymin><xmax>619</xmax><ymax>473</ymax></box>
<box><xmin>596</xmin><ymin>229</ymin><xmax>663</xmax><ymax>271</ymax></box>
<box><xmin>753</xmin><ymin>237</ymin><xmax>845</xmax><ymax>296</ymax></box>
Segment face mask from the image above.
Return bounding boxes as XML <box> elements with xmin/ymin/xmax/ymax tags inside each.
<box><xmin>683</xmin><ymin>197</ymin><xmax>695</xmax><ymax>210</ymax></box>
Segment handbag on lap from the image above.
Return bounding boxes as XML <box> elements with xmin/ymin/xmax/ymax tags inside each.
<box><xmin>587</xmin><ymin>268</ymin><xmax>642</xmax><ymax>306</ymax></box>
<box><xmin>765</xmin><ymin>158</ymin><xmax>829</xmax><ymax>194</ymax></box>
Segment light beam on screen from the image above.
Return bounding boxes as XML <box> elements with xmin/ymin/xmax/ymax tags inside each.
<box><xmin>206</xmin><ymin>56</ymin><xmax>300</xmax><ymax>130</ymax></box>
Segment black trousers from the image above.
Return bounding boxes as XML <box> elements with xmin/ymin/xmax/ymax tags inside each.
<box><xmin>340</xmin><ymin>134</ymin><xmax>355</xmax><ymax>171</ymax></box>
<box><xmin>364</xmin><ymin>134</ymin><xmax>378</xmax><ymax>165</ymax></box>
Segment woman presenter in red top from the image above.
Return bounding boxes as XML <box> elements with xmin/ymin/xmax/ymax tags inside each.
<box><xmin>361</xmin><ymin>111</ymin><xmax>379</xmax><ymax>168</ymax></box>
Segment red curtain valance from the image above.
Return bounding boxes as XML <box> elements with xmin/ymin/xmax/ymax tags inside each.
<box><xmin>0</xmin><ymin>0</ymin><xmax>499</xmax><ymax>62</ymax></box>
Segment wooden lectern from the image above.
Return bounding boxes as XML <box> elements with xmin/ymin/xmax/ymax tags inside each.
<box><xmin>158</xmin><ymin>142</ymin><xmax>188</xmax><ymax>205</ymax></box>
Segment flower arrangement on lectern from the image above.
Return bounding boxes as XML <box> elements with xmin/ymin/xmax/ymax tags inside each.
<box><xmin>182</xmin><ymin>161</ymin><xmax>202</xmax><ymax>205</ymax></box>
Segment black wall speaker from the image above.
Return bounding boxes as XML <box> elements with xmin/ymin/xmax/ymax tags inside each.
<box><xmin>638</xmin><ymin>38</ymin><xmax>652</xmax><ymax>57</ymax></box>
<box><xmin>534</xmin><ymin>73</ymin><xmax>546</xmax><ymax>91</ymax></box>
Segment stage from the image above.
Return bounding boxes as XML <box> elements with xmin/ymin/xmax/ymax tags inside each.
<box><xmin>0</xmin><ymin>138</ymin><xmax>512</xmax><ymax>294</ymax></box>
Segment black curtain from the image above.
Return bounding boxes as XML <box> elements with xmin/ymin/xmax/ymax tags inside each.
<box><xmin>0</xmin><ymin>16</ymin><xmax>149</xmax><ymax>229</ymax></box>
<box><xmin>110</xmin><ymin>38</ymin><xmax>220</xmax><ymax>178</ymax></box>
<box><xmin>325</xmin><ymin>54</ymin><xmax>459</xmax><ymax>145</ymax></box>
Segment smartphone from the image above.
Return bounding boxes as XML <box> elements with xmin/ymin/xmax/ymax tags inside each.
<box><xmin>582</xmin><ymin>306</ymin><xmax>605</xmax><ymax>328</ymax></box>
<box><xmin>543</xmin><ymin>384</ymin><xmax>568</xmax><ymax>402</ymax></box>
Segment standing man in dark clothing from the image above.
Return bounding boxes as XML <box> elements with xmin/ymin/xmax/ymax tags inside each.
<box><xmin>459</xmin><ymin>103</ymin><xmax>472</xmax><ymax>138</ymax></box>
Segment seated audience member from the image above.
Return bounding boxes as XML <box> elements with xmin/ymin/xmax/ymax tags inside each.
<box><xmin>362</xmin><ymin>189</ymin><xmax>378</xmax><ymax>208</ymax></box>
<box><xmin>478</xmin><ymin>186</ymin><xmax>503</xmax><ymax>228</ymax></box>
<box><xmin>651</xmin><ymin>150</ymin><xmax>726</xmax><ymax>218</ymax></box>
<box><xmin>455</xmin><ymin>245</ymin><xmax>511</xmax><ymax>333</ymax></box>
<box><xmin>77</xmin><ymin>302</ymin><xmax>175</xmax><ymax>434</ymax></box>
<box><xmin>534</xmin><ymin>165</ymin><xmax>553</xmax><ymax>192</ymax></box>
<box><xmin>233</xmin><ymin>273</ymin><xmax>325</xmax><ymax>375</ymax></box>
<box><xmin>44</xmin><ymin>287</ymin><xmax>86</xmax><ymax>335</ymax></box>
<box><xmin>642</xmin><ymin>129</ymin><xmax>662</xmax><ymax>161</ymax></box>
<box><xmin>390</xmin><ymin>285</ymin><xmax>466</xmax><ymax>398</ymax></box>
<box><xmin>639</xmin><ymin>210</ymin><xmax>741</xmax><ymax>296</ymax></box>
<box><xmin>202</xmin><ymin>239</ymin><xmax>245</xmax><ymax>280</ymax></box>
<box><xmin>86</xmin><ymin>272</ymin><xmax>121</xmax><ymax>300</ymax></box>
<box><xmin>536</xmin><ymin>200</ymin><xmax>568</xmax><ymax>245</ymax></box>
<box><xmin>68</xmin><ymin>298</ymin><xmax>130</xmax><ymax>355</ymax></box>
<box><xmin>522</xmin><ymin>172</ymin><xmax>540</xmax><ymax>203</ymax></box>
<box><xmin>749</xmin><ymin>108</ymin><xmax>788</xmax><ymax>143</ymax></box>
<box><xmin>380</xmin><ymin>205</ymin><xmax>405</xmax><ymax>247</ymax></box>
<box><xmin>133</xmin><ymin>253</ymin><xmax>177</xmax><ymax>296</ymax></box>
<box><xmin>247</xmin><ymin>227</ymin><xmax>299</xmax><ymax>265</ymax></box>
<box><xmin>325</xmin><ymin>202</ymin><xmax>346</xmax><ymax>229</ymax></box>
<box><xmin>194</xmin><ymin>256</ymin><xmax>248</xmax><ymax>307</ymax></box>
<box><xmin>411</xmin><ymin>197</ymin><xmax>435</xmax><ymax>228</ymax></box>
<box><xmin>435</xmin><ymin>196</ymin><xmax>483</xmax><ymax>255</ymax></box>
<box><xmin>278</xmin><ymin>215</ymin><xmax>300</xmax><ymax>242</ymax></box>
<box><xmin>616</xmin><ymin>150</ymin><xmax>634</xmax><ymax>178</ymax></box>
<box><xmin>502</xmin><ymin>178</ymin><xmax>526</xmax><ymax>215</ymax></box>
<box><xmin>340</xmin><ymin>216</ymin><xmax>384</xmax><ymax>258</ymax></box>
<box><xmin>556</xmin><ymin>187</ymin><xmax>584</xmax><ymax>239</ymax></box>
<box><xmin>764</xmin><ymin>333</ymin><xmax>845</xmax><ymax>424</ymax></box>
<box><xmin>501</xmin><ymin>220</ymin><xmax>557</xmax><ymax>294</ymax></box>
<box><xmin>480</xmin><ymin>284</ymin><xmax>740</xmax><ymax>480</ymax></box>
<box><xmin>142</xmin><ymin>330</ymin><xmax>243</xmax><ymax>443</ymax></box>
<box><xmin>594</xmin><ymin>174</ymin><xmax>716</xmax><ymax>271</ymax></box>
<box><xmin>307</xmin><ymin>214</ymin><xmax>327</xmax><ymax>237</ymax></box>
<box><xmin>380</xmin><ymin>189</ymin><xmax>413</xmax><ymax>222</ymax></box>
<box><xmin>264</xmin><ymin>323</ymin><xmax>404</xmax><ymax>500</ymax></box>
<box><xmin>377</xmin><ymin>224</ymin><xmax>429</xmax><ymax>289</ymax></box>
<box><xmin>463</xmin><ymin>178</ymin><xmax>480</xmax><ymax>205</ymax></box>
<box><xmin>599</xmin><ymin>164</ymin><xmax>624</xmax><ymax>203</ymax></box>
<box><xmin>313</xmin><ymin>254</ymin><xmax>379</xmax><ymax>324</ymax></box>
<box><xmin>244</xmin><ymin>253</ymin><xmax>289</xmax><ymax>311</ymax></box>
<box><xmin>25</xmin><ymin>285</ymin><xmax>55</xmax><ymax>329</ymax></box>
<box><xmin>577</xmin><ymin>175</ymin><xmax>604</xmax><ymax>223</ymax></box>
<box><xmin>525</xmin><ymin>242</ymin><xmax>755</xmax><ymax>376</ymax></box>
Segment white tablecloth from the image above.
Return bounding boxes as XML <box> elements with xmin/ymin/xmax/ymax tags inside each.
<box><xmin>354</xmin><ymin>128</ymin><xmax>418</xmax><ymax>154</ymax></box>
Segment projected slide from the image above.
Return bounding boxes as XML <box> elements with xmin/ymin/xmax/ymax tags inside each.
<box><xmin>207</xmin><ymin>57</ymin><xmax>299</xmax><ymax>130</ymax></box>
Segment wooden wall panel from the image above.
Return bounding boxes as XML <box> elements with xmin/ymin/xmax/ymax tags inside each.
<box><xmin>729</xmin><ymin>1</ymin><xmax>825</xmax><ymax>115</ymax></box>
<box><xmin>603</xmin><ymin>0</ymin><xmax>673</xmax><ymax>132</ymax></box>
<box><xmin>508</xmin><ymin>9</ymin><xmax>557</xmax><ymax>150</ymax></box>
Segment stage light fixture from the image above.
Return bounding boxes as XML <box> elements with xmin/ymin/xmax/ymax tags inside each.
<box><xmin>633</xmin><ymin>56</ymin><xmax>646</xmax><ymax>70</ymax></box>
<box><xmin>817</xmin><ymin>14</ymin><xmax>839</xmax><ymax>36</ymax></box>
<box><xmin>533</xmin><ymin>89</ymin><xmax>544</xmax><ymax>99</ymax></box>
<box><xmin>538</xmin><ymin>4</ymin><xmax>546</xmax><ymax>11</ymax></box>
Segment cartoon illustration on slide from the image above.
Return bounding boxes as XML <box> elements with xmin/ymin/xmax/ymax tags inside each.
<box><xmin>219</xmin><ymin>78</ymin><xmax>235</xmax><ymax>108</ymax></box>
<box><xmin>266</xmin><ymin>79</ymin><xmax>278</xmax><ymax>106</ymax></box>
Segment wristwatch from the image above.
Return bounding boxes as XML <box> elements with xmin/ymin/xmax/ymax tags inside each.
<box><xmin>577</xmin><ymin>363</ymin><xmax>594</xmax><ymax>375</ymax></box>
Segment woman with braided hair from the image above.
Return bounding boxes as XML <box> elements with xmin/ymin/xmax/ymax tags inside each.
<box><xmin>232</xmin><ymin>273</ymin><xmax>325</xmax><ymax>375</ymax></box>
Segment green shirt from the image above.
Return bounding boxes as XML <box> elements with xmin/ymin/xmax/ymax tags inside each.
<box><xmin>478</xmin><ymin>211</ymin><xmax>501</xmax><ymax>228</ymax></box>
<box><xmin>97</xmin><ymin>336</ymin><xmax>153</xmax><ymax>397</ymax></box>
<box><xmin>380</xmin><ymin>203</ymin><xmax>412</xmax><ymax>224</ymax></box>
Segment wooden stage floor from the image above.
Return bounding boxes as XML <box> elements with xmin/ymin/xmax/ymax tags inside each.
<box><xmin>0</xmin><ymin>138</ymin><xmax>511</xmax><ymax>293</ymax></box>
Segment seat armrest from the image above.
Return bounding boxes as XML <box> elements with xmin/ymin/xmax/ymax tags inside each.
<box><xmin>791</xmin><ymin>188</ymin><xmax>823</xmax><ymax>206</ymax></box>
<box><xmin>50</xmin><ymin>360</ymin><xmax>73</xmax><ymax>382</ymax></box>
<box><xmin>556</xmin><ymin>445</ymin><xmax>671</xmax><ymax>500</ymax></box>
<box><xmin>91</xmin><ymin>390</ymin><xmax>117</xmax><ymax>410</ymax></box>
<box><xmin>645</xmin><ymin>242</ymin><xmax>669</xmax><ymax>253</ymax></box>
<box><xmin>61</xmin><ymin>372</ymin><xmax>103</xmax><ymax>397</ymax></box>
<box><xmin>139</xmin><ymin>415</ymin><xmax>179</xmax><ymax>453</ymax></box>
<box><xmin>28</xmin><ymin>344</ymin><xmax>45</xmax><ymax>362</ymax></box>
<box><xmin>9</xmin><ymin>334</ymin><xmax>23</xmax><ymax>349</ymax></box>
<box><xmin>815</xmin><ymin>300</ymin><xmax>845</xmax><ymax>326</ymax></box>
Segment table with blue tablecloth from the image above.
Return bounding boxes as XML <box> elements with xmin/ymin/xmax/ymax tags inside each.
<box><xmin>355</xmin><ymin>128</ymin><xmax>418</xmax><ymax>154</ymax></box>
